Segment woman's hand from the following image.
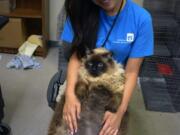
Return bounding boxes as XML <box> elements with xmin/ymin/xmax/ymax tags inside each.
<box><xmin>63</xmin><ymin>93</ymin><xmax>81</xmax><ymax>134</ymax></box>
<box><xmin>99</xmin><ymin>111</ymin><xmax>122</xmax><ymax>135</ymax></box>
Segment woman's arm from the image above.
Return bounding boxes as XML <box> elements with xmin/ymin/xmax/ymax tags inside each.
<box><xmin>63</xmin><ymin>52</ymin><xmax>81</xmax><ymax>134</ymax></box>
<box><xmin>99</xmin><ymin>57</ymin><xmax>143</xmax><ymax>135</ymax></box>
<box><xmin>117</xmin><ymin>58</ymin><xmax>143</xmax><ymax>116</ymax></box>
<box><xmin>65</xmin><ymin>52</ymin><xmax>81</xmax><ymax>97</ymax></box>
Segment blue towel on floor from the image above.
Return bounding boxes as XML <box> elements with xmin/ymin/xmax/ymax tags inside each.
<box><xmin>6</xmin><ymin>55</ymin><xmax>40</xmax><ymax>69</ymax></box>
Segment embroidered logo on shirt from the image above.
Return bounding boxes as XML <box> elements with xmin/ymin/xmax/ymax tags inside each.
<box><xmin>126</xmin><ymin>33</ymin><xmax>134</xmax><ymax>42</ymax></box>
<box><xmin>112</xmin><ymin>33</ymin><xmax>135</xmax><ymax>44</ymax></box>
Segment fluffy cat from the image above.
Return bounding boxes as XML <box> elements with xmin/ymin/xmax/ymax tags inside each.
<box><xmin>48</xmin><ymin>48</ymin><xmax>128</xmax><ymax>135</ymax></box>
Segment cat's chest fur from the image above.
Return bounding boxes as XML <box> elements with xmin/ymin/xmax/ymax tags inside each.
<box><xmin>78</xmin><ymin>62</ymin><xmax>125</xmax><ymax>94</ymax></box>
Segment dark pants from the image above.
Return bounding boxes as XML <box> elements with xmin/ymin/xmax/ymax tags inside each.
<box><xmin>0</xmin><ymin>85</ymin><xmax>4</xmax><ymax>122</ymax></box>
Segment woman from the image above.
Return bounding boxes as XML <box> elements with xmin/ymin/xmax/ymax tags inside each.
<box><xmin>60</xmin><ymin>0</ymin><xmax>153</xmax><ymax>135</ymax></box>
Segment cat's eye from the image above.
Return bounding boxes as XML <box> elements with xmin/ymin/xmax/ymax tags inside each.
<box><xmin>98</xmin><ymin>63</ymin><xmax>104</xmax><ymax>67</ymax></box>
<box><xmin>88</xmin><ymin>62</ymin><xmax>93</xmax><ymax>67</ymax></box>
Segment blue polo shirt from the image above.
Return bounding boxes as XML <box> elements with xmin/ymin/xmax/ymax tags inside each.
<box><xmin>60</xmin><ymin>0</ymin><xmax>154</xmax><ymax>65</ymax></box>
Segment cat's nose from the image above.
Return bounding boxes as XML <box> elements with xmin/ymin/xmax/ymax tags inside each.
<box><xmin>92</xmin><ymin>66</ymin><xmax>97</xmax><ymax>71</ymax></box>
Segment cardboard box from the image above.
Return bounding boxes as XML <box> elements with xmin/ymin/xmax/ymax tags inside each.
<box><xmin>0</xmin><ymin>18</ymin><xmax>25</xmax><ymax>48</ymax></box>
<box><xmin>0</xmin><ymin>0</ymin><xmax>16</xmax><ymax>14</ymax></box>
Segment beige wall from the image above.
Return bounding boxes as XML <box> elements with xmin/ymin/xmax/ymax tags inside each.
<box><xmin>49</xmin><ymin>0</ymin><xmax>65</xmax><ymax>41</ymax></box>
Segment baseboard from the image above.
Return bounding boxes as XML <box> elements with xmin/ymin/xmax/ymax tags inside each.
<box><xmin>48</xmin><ymin>40</ymin><xmax>62</xmax><ymax>48</ymax></box>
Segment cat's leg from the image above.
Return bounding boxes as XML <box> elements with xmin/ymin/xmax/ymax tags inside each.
<box><xmin>48</xmin><ymin>95</ymin><xmax>66</xmax><ymax>135</ymax></box>
<box><xmin>105</xmin><ymin>93</ymin><xmax>122</xmax><ymax>113</ymax></box>
<box><xmin>75</xmin><ymin>81</ymin><xmax>89</xmax><ymax>102</ymax></box>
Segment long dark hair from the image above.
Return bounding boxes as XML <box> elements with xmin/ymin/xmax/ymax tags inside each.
<box><xmin>65</xmin><ymin>0</ymin><xmax>100</xmax><ymax>59</ymax></box>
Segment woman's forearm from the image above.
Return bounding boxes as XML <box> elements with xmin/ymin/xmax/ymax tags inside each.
<box><xmin>65</xmin><ymin>52</ymin><xmax>81</xmax><ymax>97</ymax></box>
<box><xmin>117</xmin><ymin>58</ymin><xmax>143</xmax><ymax>116</ymax></box>
<box><xmin>117</xmin><ymin>72</ymin><xmax>138</xmax><ymax>116</ymax></box>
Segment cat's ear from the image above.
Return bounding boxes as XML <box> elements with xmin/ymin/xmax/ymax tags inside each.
<box><xmin>103</xmin><ymin>51</ymin><xmax>113</xmax><ymax>58</ymax></box>
<box><xmin>85</xmin><ymin>48</ymin><xmax>93</xmax><ymax>58</ymax></box>
<box><xmin>86</xmin><ymin>48</ymin><xmax>91</xmax><ymax>55</ymax></box>
<box><xmin>108</xmin><ymin>51</ymin><xmax>113</xmax><ymax>58</ymax></box>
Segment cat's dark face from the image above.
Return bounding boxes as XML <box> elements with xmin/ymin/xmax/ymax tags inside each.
<box><xmin>85</xmin><ymin>58</ymin><xmax>107</xmax><ymax>77</ymax></box>
<box><xmin>84</xmin><ymin>48</ymin><xmax>114</xmax><ymax>77</ymax></box>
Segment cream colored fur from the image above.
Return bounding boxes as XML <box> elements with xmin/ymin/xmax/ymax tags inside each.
<box><xmin>79</xmin><ymin>48</ymin><xmax>125</xmax><ymax>94</ymax></box>
<box><xmin>78</xmin><ymin>60</ymin><xmax>125</xmax><ymax>94</ymax></box>
<box><xmin>56</xmin><ymin>48</ymin><xmax>125</xmax><ymax>102</ymax></box>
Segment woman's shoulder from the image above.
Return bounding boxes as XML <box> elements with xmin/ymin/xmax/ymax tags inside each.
<box><xmin>128</xmin><ymin>0</ymin><xmax>152</xmax><ymax>21</ymax></box>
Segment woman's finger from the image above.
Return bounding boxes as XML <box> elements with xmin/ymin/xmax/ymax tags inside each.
<box><xmin>63</xmin><ymin>110</ymin><xmax>69</xmax><ymax>124</ymax></box>
<box><xmin>104</xmin><ymin>126</ymin><xmax>113</xmax><ymax>135</ymax></box>
<box><xmin>99</xmin><ymin>121</ymin><xmax>109</xmax><ymax>135</ymax></box>
<box><xmin>113</xmin><ymin>129</ymin><xmax>118</xmax><ymax>135</ymax></box>
<box><xmin>76</xmin><ymin>104</ymin><xmax>81</xmax><ymax>119</ymax></box>
<box><xmin>70</xmin><ymin>108</ymin><xmax>78</xmax><ymax>133</ymax></box>
<box><xmin>67</xmin><ymin>114</ymin><xmax>74</xmax><ymax>134</ymax></box>
<box><xmin>63</xmin><ymin>115</ymin><xmax>69</xmax><ymax>125</ymax></box>
<box><xmin>110</xmin><ymin>128</ymin><xmax>118</xmax><ymax>135</ymax></box>
<box><xmin>102</xmin><ymin>111</ymin><xmax>110</xmax><ymax>124</ymax></box>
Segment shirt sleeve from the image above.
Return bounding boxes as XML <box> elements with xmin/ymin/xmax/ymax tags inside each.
<box><xmin>59</xmin><ymin>18</ymin><xmax>74</xmax><ymax>43</ymax></box>
<box><xmin>129</xmin><ymin>14</ymin><xmax>154</xmax><ymax>58</ymax></box>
